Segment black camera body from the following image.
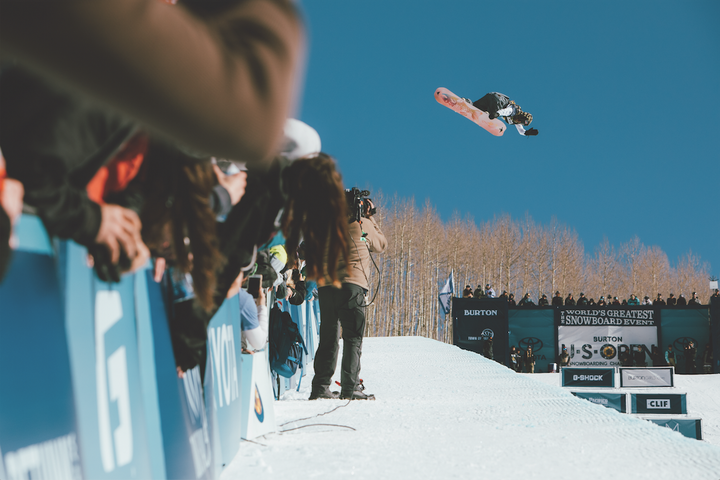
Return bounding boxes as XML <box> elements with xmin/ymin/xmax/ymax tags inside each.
<box><xmin>345</xmin><ymin>187</ymin><xmax>376</xmax><ymax>223</ymax></box>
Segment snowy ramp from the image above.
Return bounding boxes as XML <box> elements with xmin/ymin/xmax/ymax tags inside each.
<box><xmin>223</xmin><ymin>336</ymin><xmax>720</xmax><ymax>479</ymax></box>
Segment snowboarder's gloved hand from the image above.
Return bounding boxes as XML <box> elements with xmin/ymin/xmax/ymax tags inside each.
<box><xmin>525</xmin><ymin>128</ymin><xmax>538</xmax><ymax>136</ymax></box>
<box><xmin>488</xmin><ymin>112</ymin><xmax>499</xmax><ymax>120</ymax></box>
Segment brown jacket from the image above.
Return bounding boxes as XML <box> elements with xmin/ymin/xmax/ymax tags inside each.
<box><xmin>0</xmin><ymin>0</ymin><xmax>304</xmax><ymax>162</ymax></box>
<box><xmin>336</xmin><ymin>216</ymin><xmax>387</xmax><ymax>291</ymax></box>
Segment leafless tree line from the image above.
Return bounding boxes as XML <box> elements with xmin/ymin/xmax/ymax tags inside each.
<box><xmin>362</xmin><ymin>194</ymin><xmax>711</xmax><ymax>343</ymax></box>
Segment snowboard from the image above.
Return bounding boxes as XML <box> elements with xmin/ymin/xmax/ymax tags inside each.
<box><xmin>434</xmin><ymin>87</ymin><xmax>506</xmax><ymax>136</ymax></box>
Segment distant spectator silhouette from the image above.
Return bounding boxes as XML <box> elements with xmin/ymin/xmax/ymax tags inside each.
<box><xmin>689</xmin><ymin>292</ymin><xmax>701</xmax><ymax>305</ymax></box>
<box><xmin>577</xmin><ymin>293</ymin><xmax>588</xmax><ymax>306</ymax></box>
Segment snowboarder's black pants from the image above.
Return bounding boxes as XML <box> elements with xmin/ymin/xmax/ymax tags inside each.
<box><xmin>312</xmin><ymin>283</ymin><xmax>367</xmax><ymax>395</ymax></box>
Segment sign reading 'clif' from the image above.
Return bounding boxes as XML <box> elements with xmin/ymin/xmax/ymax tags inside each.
<box><xmin>562</xmin><ymin>367</ymin><xmax>615</xmax><ymax>388</ymax></box>
<box><xmin>631</xmin><ymin>393</ymin><xmax>686</xmax><ymax>414</ymax></box>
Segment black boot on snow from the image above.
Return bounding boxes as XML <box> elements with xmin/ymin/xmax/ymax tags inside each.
<box><xmin>309</xmin><ymin>386</ymin><xmax>340</xmax><ymax>400</ymax></box>
<box><xmin>340</xmin><ymin>390</ymin><xmax>375</xmax><ymax>401</ymax></box>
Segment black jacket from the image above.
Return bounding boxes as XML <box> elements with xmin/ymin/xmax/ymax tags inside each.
<box><xmin>473</xmin><ymin>92</ymin><xmax>510</xmax><ymax>116</ymax></box>
<box><xmin>0</xmin><ymin>67</ymin><xmax>136</xmax><ymax>245</ymax></box>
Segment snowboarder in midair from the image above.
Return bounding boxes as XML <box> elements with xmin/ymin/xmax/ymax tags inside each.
<box><xmin>464</xmin><ymin>92</ymin><xmax>538</xmax><ymax>136</ymax></box>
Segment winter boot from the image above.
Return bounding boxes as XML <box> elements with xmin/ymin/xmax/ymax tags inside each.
<box><xmin>340</xmin><ymin>386</ymin><xmax>375</xmax><ymax>400</ymax></box>
<box><xmin>309</xmin><ymin>386</ymin><xmax>340</xmax><ymax>400</ymax></box>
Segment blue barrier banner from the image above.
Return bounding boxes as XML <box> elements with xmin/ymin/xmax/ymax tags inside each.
<box><xmin>0</xmin><ymin>247</ymin><xmax>83</xmax><ymax>480</ymax></box>
<box><xmin>659</xmin><ymin>308</ymin><xmax>710</xmax><ymax>374</ymax></box>
<box><xmin>143</xmin><ymin>272</ymin><xmax>213</xmax><ymax>480</ymax></box>
<box><xmin>204</xmin><ymin>296</ymin><xmax>242</xmax><ymax>476</ymax></box>
<box><xmin>561</xmin><ymin>367</ymin><xmax>615</xmax><ymax>388</ymax></box>
<box><xmin>452</xmin><ymin>298</ymin><xmax>508</xmax><ymax>363</ymax></box>
<box><xmin>508</xmin><ymin>308</ymin><xmax>555</xmax><ymax>372</ymax></box>
<box><xmin>61</xmin><ymin>241</ymin><xmax>155</xmax><ymax>479</ymax></box>
<box><xmin>239</xmin><ymin>351</ymin><xmax>276</xmax><ymax>440</ymax></box>
<box><xmin>631</xmin><ymin>393</ymin><xmax>686</xmax><ymax>414</ymax></box>
<box><xmin>572</xmin><ymin>392</ymin><xmax>627</xmax><ymax>413</ymax></box>
<box><xmin>643</xmin><ymin>418</ymin><xmax>702</xmax><ymax>440</ymax></box>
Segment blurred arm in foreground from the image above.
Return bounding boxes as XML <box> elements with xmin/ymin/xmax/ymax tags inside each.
<box><xmin>0</xmin><ymin>0</ymin><xmax>304</xmax><ymax>162</ymax></box>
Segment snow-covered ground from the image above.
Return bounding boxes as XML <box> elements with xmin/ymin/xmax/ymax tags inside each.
<box><xmin>222</xmin><ymin>337</ymin><xmax>720</xmax><ymax>479</ymax></box>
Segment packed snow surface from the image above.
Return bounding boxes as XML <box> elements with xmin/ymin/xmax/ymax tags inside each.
<box><xmin>223</xmin><ymin>337</ymin><xmax>720</xmax><ymax>479</ymax></box>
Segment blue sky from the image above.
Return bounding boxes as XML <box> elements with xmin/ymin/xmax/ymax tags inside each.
<box><xmin>297</xmin><ymin>1</ymin><xmax>719</xmax><ymax>282</ymax></box>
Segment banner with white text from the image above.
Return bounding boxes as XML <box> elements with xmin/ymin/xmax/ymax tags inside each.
<box><xmin>452</xmin><ymin>298</ymin><xmax>508</xmax><ymax>364</ymax></box>
<box><xmin>556</xmin><ymin>307</ymin><xmax>659</xmax><ymax>367</ymax></box>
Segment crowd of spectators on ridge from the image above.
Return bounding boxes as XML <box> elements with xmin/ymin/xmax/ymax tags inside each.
<box><xmin>462</xmin><ymin>284</ymin><xmax>718</xmax><ymax>307</ymax></box>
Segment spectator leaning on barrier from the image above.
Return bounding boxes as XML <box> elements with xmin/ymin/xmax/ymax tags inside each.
<box><xmin>655</xmin><ymin>293</ymin><xmax>666</xmax><ymax>306</ymax></box>
<box><xmin>508</xmin><ymin>293</ymin><xmax>517</xmax><ymax>306</ymax></box>
<box><xmin>485</xmin><ymin>284</ymin><xmax>496</xmax><ymax>298</ymax></box>
<box><xmin>597</xmin><ymin>296</ymin><xmax>606</xmax><ymax>306</ymax></box>
<box><xmin>463</xmin><ymin>285</ymin><xmax>473</xmax><ymax>298</ymax></box>
<box><xmin>231</xmin><ymin>274</ymin><xmax>269</xmax><ymax>353</ymax></box>
<box><xmin>310</xmin><ymin>191</ymin><xmax>387</xmax><ymax>401</ymax></box>
<box><xmin>474</xmin><ymin>284</ymin><xmax>485</xmax><ymax>298</ymax></box>
<box><xmin>564</xmin><ymin>293</ymin><xmax>575</xmax><ymax>306</ymax></box>
<box><xmin>667</xmin><ymin>293</ymin><xmax>676</xmax><ymax>306</ymax></box>
<box><xmin>538</xmin><ymin>294</ymin><xmax>549</xmax><ymax>306</ymax></box>
<box><xmin>642</xmin><ymin>295</ymin><xmax>652</xmax><ymax>305</ymax></box>
<box><xmin>551</xmin><ymin>291</ymin><xmax>563</xmax><ymax>306</ymax></box>
<box><xmin>0</xmin><ymin>153</ymin><xmax>24</xmax><ymax>282</ymax></box>
<box><xmin>677</xmin><ymin>294</ymin><xmax>687</xmax><ymax>306</ymax></box>
<box><xmin>627</xmin><ymin>294</ymin><xmax>640</xmax><ymax>305</ymax></box>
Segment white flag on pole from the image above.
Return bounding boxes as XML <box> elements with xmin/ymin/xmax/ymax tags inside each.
<box><xmin>438</xmin><ymin>270</ymin><xmax>455</xmax><ymax>315</ymax></box>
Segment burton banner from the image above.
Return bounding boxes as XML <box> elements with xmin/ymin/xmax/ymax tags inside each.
<box><xmin>452</xmin><ymin>298</ymin><xmax>508</xmax><ymax>364</ymax></box>
<box><xmin>557</xmin><ymin>307</ymin><xmax>659</xmax><ymax>367</ymax></box>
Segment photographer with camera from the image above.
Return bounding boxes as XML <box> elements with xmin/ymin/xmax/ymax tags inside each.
<box><xmin>309</xmin><ymin>189</ymin><xmax>387</xmax><ymax>400</ymax></box>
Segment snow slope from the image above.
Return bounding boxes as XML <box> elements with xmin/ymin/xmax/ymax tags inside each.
<box><xmin>223</xmin><ymin>337</ymin><xmax>720</xmax><ymax>479</ymax></box>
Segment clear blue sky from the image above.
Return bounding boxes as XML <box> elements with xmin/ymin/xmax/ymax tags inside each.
<box><xmin>297</xmin><ymin>1</ymin><xmax>719</xmax><ymax>283</ymax></box>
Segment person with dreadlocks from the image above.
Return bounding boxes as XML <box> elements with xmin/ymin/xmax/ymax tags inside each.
<box><xmin>464</xmin><ymin>92</ymin><xmax>538</xmax><ymax>136</ymax></box>
<box><xmin>309</xmin><ymin>185</ymin><xmax>388</xmax><ymax>401</ymax></box>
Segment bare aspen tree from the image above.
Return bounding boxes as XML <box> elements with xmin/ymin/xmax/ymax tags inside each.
<box><xmin>492</xmin><ymin>214</ymin><xmax>523</xmax><ymax>295</ymax></box>
<box><xmin>675</xmin><ymin>251</ymin><xmax>710</xmax><ymax>301</ymax></box>
<box><xmin>637</xmin><ymin>245</ymin><xmax>671</xmax><ymax>300</ymax></box>
<box><xmin>587</xmin><ymin>237</ymin><xmax>621</xmax><ymax>301</ymax></box>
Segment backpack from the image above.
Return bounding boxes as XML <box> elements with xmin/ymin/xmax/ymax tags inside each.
<box><xmin>269</xmin><ymin>304</ymin><xmax>308</xmax><ymax>391</ymax></box>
